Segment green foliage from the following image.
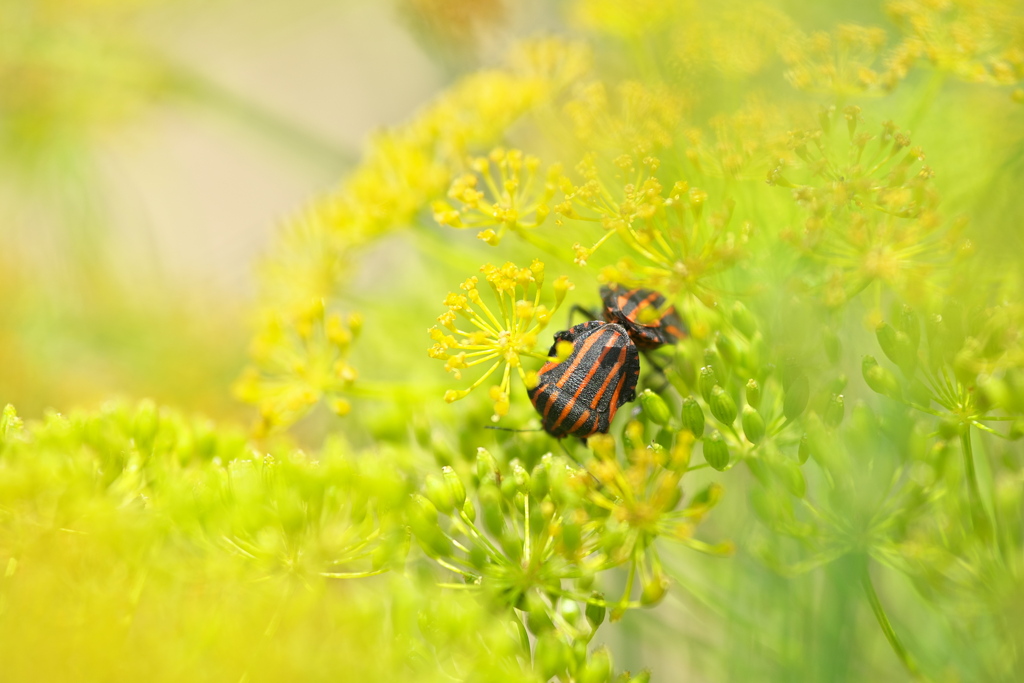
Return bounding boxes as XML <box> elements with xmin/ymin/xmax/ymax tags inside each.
<box><xmin>5</xmin><ymin>0</ymin><xmax>1024</xmax><ymax>681</ymax></box>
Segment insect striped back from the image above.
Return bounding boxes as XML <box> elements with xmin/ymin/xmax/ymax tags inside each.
<box><xmin>599</xmin><ymin>284</ymin><xmax>687</xmax><ymax>350</ymax></box>
<box><xmin>528</xmin><ymin>321</ymin><xmax>640</xmax><ymax>439</ymax></box>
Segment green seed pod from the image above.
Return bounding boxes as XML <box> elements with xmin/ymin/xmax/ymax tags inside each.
<box><xmin>862</xmin><ymin>355</ymin><xmax>903</xmax><ymax>400</ymax></box>
<box><xmin>585</xmin><ymin>594</ymin><xmax>606</xmax><ymax>629</ymax></box>
<box><xmin>698</xmin><ymin>365</ymin><xmax>719</xmax><ymax>402</ymax></box>
<box><xmin>478</xmin><ymin>482</ymin><xmax>505</xmax><ymax>536</ymax></box>
<box><xmin>731</xmin><ymin>301</ymin><xmax>757</xmax><ymax>338</ymax></box>
<box><xmin>424</xmin><ymin>473</ymin><xmax>455</xmax><ymax>515</ymax></box>
<box><xmin>475</xmin><ymin>447</ymin><xmax>498</xmax><ymax>485</ymax></box>
<box><xmin>798</xmin><ymin>432</ymin><xmax>811</xmax><ymax>464</ymax></box>
<box><xmin>579</xmin><ymin>646</ymin><xmax>613</xmax><ymax>683</ymax></box>
<box><xmin>534</xmin><ymin>632</ymin><xmax>570</xmax><ymax>679</ymax></box>
<box><xmin>703</xmin><ymin>431</ymin><xmax>730</xmax><ymax>471</ymax></box>
<box><xmin>783</xmin><ymin>375</ymin><xmax>810</xmax><ymax>420</ymax></box>
<box><xmin>745</xmin><ymin>378</ymin><xmax>762</xmax><ymax>410</ymax></box>
<box><xmin>441</xmin><ymin>466</ymin><xmax>466</xmax><ymax>507</ymax></box>
<box><xmin>680</xmin><ymin>397</ymin><xmax>705</xmax><ymax>438</ymax></box>
<box><xmin>741</xmin><ymin>405</ymin><xmax>765</xmax><ymax>444</ymax></box>
<box><xmin>709</xmin><ymin>386</ymin><xmax>738</xmax><ymax>425</ymax></box>
<box><xmin>824</xmin><ymin>394</ymin><xmax>845</xmax><ymax>427</ymax></box>
<box><xmin>639</xmin><ymin>389</ymin><xmax>671</xmax><ymax>426</ymax></box>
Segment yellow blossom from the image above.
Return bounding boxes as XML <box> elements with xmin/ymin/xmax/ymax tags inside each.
<box><xmin>427</xmin><ymin>260</ymin><xmax>573</xmax><ymax>418</ymax></box>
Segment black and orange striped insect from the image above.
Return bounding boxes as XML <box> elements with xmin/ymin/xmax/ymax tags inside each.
<box><xmin>599</xmin><ymin>284</ymin><xmax>687</xmax><ymax>350</ymax></box>
<box><xmin>527</xmin><ymin>321</ymin><xmax>640</xmax><ymax>439</ymax></box>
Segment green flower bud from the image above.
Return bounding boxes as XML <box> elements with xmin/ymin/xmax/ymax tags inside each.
<box><xmin>478</xmin><ymin>482</ymin><xmax>505</xmax><ymax>536</ymax></box>
<box><xmin>560</xmin><ymin>518</ymin><xmax>582</xmax><ymax>554</ymax></box>
<box><xmin>628</xmin><ymin>671</ymin><xmax>652</xmax><ymax>683</ymax></box>
<box><xmin>783</xmin><ymin>375</ymin><xmax>810</xmax><ymax>420</ymax></box>
<box><xmin>510</xmin><ymin>459</ymin><xmax>530</xmax><ymax>494</ymax></box>
<box><xmin>703</xmin><ymin>431</ymin><xmax>730</xmax><ymax>471</ymax></box>
<box><xmin>579</xmin><ymin>647</ymin><xmax>613</xmax><ymax>683</ymax></box>
<box><xmin>466</xmin><ymin>544</ymin><xmax>488</xmax><ymax>571</ymax></box>
<box><xmin>772</xmin><ymin>458</ymin><xmax>806</xmax><ymax>498</ymax></box>
<box><xmin>499</xmin><ymin>528</ymin><xmax>523</xmax><ymax>563</ymax></box>
<box><xmin>824</xmin><ymin>394</ymin><xmax>845</xmax><ymax>427</ymax></box>
<box><xmin>862</xmin><ymin>355</ymin><xmax>903</xmax><ymax>400</ymax></box>
<box><xmin>441</xmin><ymin>466</ymin><xmax>466</xmax><ymax>507</ymax></box>
<box><xmin>622</xmin><ymin>419</ymin><xmax>645</xmax><ymax>452</ymax></box>
<box><xmin>639</xmin><ymin>389</ymin><xmax>671</xmax><ymax>426</ymax></box>
<box><xmin>530</xmin><ymin>458</ymin><xmax>550</xmax><ymax>500</ymax></box>
<box><xmin>133</xmin><ymin>399</ymin><xmax>160</xmax><ymax>448</ymax></box>
<box><xmin>823</xmin><ymin>328</ymin><xmax>841</xmax><ymax>365</ymax></box>
<box><xmin>408</xmin><ymin>494</ymin><xmax>452</xmax><ymax>558</ymax></box>
<box><xmin>558</xmin><ymin>599</ymin><xmax>582</xmax><ymax>627</ymax></box>
<box><xmin>424</xmin><ymin>473</ymin><xmax>455</xmax><ymax>514</ymax></box>
<box><xmin>669</xmin><ymin>430</ymin><xmax>694</xmax><ymax>471</ymax></box>
<box><xmin>898</xmin><ymin>305</ymin><xmax>920</xmax><ymax>351</ymax></box>
<box><xmin>745</xmin><ymin>378</ymin><xmax>762</xmax><ymax>410</ymax></box>
<box><xmin>709</xmin><ymin>386</ymin><xmax>738</xmax><ymax>425</ymax></box>
<box><xmin>680</xmin><ymin>397</ymin><xmax>705</xmax><ymax>438</ymax></box>
<box><xmin>1009</xmin><ymin>419</ymin><xmax>1024</xmax><ymax>441</ymax></box>
<box><xmin>640</xmin><ymin>572</ymin><xmax>670</xmax><ymax>607</ymax></box>
<box><xmin>731</xmin><ymin>301</ymin><xmax>757</xmax><ymax>338</ymax></box>
<box><xmin>741</xmin><ymin>405</ymin><xmax>765</xmax><ymax>444</ymax></box>
<box><xmin>524</xmin><ymin>592</ymin><xmax>553</xmax><ymax>635</ymax></box>
<box><xmin>716</xmin><ymin>332</ymin><xmax>740</xmax><ymax>367</ymax></box>
<box><xmin>534</xmin><ymin>632</ymin><xmax>570</xmax><ymax>679</ymax></box>
<box><xmin>476</xmin><ymin>447</ymin><xmax>498</xmax><ymax>485</ymax></box>
<box><xmin>462</xmin><ymin>498</ymin><xmax>476</xmax><ymax>522</ymax></box>
<box><xmin>698</xmin><ymin>365</ymin><xmax>718</xmax><ymax>402</ymax></box>
<box><xmin>585</xmin><ymin>594</ymin><xmax>606</xmax><ymax>628</ymax></box>
<box><xmin>876</xmin><ymin>322</ymin><xmax>917</xmax><ymax>375</ymax></box>
<box><xmin>798</xmin><ymin>432</ymin><xmax>811</xmax><ymax>464</ymax></box>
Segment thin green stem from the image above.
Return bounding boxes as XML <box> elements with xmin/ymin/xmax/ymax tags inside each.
<box><xmin>959</xmin><ymin>425</ymin><xmax>992</xmax><ymax>541</ymax></box>
<box><xmin>860</xmin><ymin>564</ymin><xmax>922</xmax><ymax>679</ymax></box>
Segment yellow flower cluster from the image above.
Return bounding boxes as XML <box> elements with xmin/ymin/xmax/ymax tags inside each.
<box><xmin>234</xmin><ymin>301</ymin><xmax>362</xmax><ymax>435</ymax></box>
<box><xmin>242</xmin><ymin>40</ymin><xmax>590</xmax><ymax>430</ymax></box>
<box><xmin>780</xmin><ymin>24</ymin><xmax>905</xmax><ymax>95</ymax></box>
<box><xmin>770</xmin><ymin>108</ymin><xmax>960</xmax><ymax>308</ymax></box>
<box><xmin>559</xmin><ymin>153</ymin><xmax>746</xmax><ymax>306</ymax></box>
<box><xmin>432</xmin><ymin>148</ymin><xmax>562</xmax><ymax>246</ymax></box>
<box><xmin>428</xmin><ymin>260</ymin><xmax>572</xmax><ymax>418</ymax></box>
<box><xmin>586</xmin><ymin>429</ymin><xmax>733</xmax><ymax>610</ymax></box>
<box><xmin>886</xmin><ymin>0</ymin><xmax>1024</xmax><ymax>87</ymax></box>
<box><xmin>562</xmin><ymin>81</ymin><xmax>686</xmax><ymax>156</ymax></box>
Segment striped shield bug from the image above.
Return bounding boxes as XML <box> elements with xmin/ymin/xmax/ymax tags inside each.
<box><xmin>599</xmin><ymin>284</ymin><xmax>687</xmax><ymax>350</ymax></box>
<box><xmin>527</xmin><ymin>321</ymin><xmax>640</xmax><ymax>439</ymax></box>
